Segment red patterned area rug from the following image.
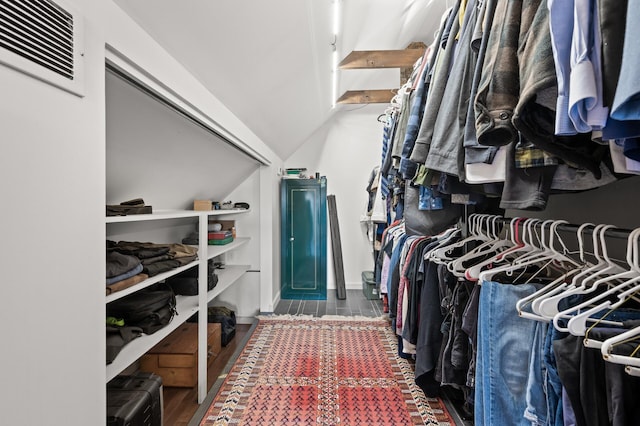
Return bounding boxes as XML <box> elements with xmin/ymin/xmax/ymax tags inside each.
<box><xmin>200</xmin><ymin>315</ymin><xmax>455</xmax><ymax>425</ymax></box>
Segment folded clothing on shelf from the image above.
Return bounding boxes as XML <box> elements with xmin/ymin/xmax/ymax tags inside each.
<box><xmin>106</xmin><ymin>198</ymin><xmax>152</xmax><ymax>216</ymax></box>
<box><xmin>107</xmin><ymin>241</ymin><xmax>198</xmax><ymax>277</ymax></box>
<box><xmin>208</xmin><ymin>230</ymin><xmax>233</xmax><ymax>240</ymax></box>
<box><xmin>208</xmin><ymin>237</ymin><xmax>234</xmax><ymax>245</ymax></box>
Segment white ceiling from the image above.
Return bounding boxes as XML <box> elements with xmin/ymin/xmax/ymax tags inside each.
<box><xmin>114</xmin><ymin>0</ymin><xmax>448</xmax><ymax>160</ymax></box>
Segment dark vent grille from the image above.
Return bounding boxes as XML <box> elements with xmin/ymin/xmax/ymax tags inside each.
<box><xmin>0</xmin><ymin>0</ymin><xmax>74</xmax><ymax>80</ymax></box>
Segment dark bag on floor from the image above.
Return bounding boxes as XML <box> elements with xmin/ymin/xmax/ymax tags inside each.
<box><xmin>189</xmin><ymin>306</ymin><xmax>236</xmax><ymax>346</ymax></box>
<box><xmin>206</xmin><ymin>306</ymin><xmax>236</xmax><ymax>346</ymax></box>
<box><xmin>107</xmin><ymin>284</ymin><xmax>176</xmax><ymax>334</ymax></box>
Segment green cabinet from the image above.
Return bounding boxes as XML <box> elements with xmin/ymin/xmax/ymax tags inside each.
<box><xmin>280</xmin><ymin>177</ymin><xmax>327</xmax><ymax>300</ymax></box>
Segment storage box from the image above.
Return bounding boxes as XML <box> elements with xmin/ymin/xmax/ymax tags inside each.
<box><xmin>193</xmin><ymin>199</ymin><xmax>213</xmax><ymax>211</ymax></box>
<box><xmin>107</xmin><ymin>372</ymin><xmax>163</xmax><ymax>426</ymax></box>
<box><xmin>208</xmin><ymin>219</ymin><xmax>236</xmax><ymax>239</ymax></box>
<box><xmin>106</xmin><ymin>389</ymin><xmax>152</xmax><ymax>426</ymax></box>
<box><xmin>140</xmin><ymin>323</ymin><xmax>221</xmax><ymax>387</ymax></box>
<box><xmin>362</xmin><ymin>271</ymin><xmax>378</xmax><ymax>300</ymax></box>
<box><xmin>211</xmin><ymin>219</ymin><xmax>235</xmax><ymax>232</ymax></box>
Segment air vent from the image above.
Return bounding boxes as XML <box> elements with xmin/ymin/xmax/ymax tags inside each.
<box><xmin>0</xmin><ymin>0</ymin><xmax>84</xmax><ymax>96</ymax></box>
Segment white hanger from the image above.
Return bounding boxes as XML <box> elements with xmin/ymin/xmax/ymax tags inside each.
<box><xmin>511</xmin><ymin>219</ymin><xmax>561</xmax><ymax>266</ymax></box>
<box><xmin>516</xmin><ymin>220</ymin><xmax>584</xmax><ymax>322</ymax></box>
<box><xmin>465</xmin><ymin>217</ymin><xmax>530</xmax><ymax>281</ymax></box>
<box><xmin>626</xmin><ymin>366</ymin><xmax>640</xmax><ymax>377</ymax></box>
<box><xmin>552</xmin><ymin>226</ymin><xmax>634</xmax><ymax>333</ymax></box>
<box><xmin>430</xmin><ymin>213</ymin><xmax>488</xmax><ymax>265</ymax></box>
<box><xmin>536</xmin><ymin>223</ymin><xmax>612</xmax><ymax>318</ymax></box>
<box><xmin>529</xmin><ymin>222</ymin><xmax>593</xmax><ymax>316</ymax></box>
<box><xmin>477</xmin><ymin>219</ymin><xmax>569</xmax><ymax>284</ymax></box>
<box><xmin>448</xmin><ymin>215</ymin><xmax>506</xmax><ymax>276</ymax></box>
<box><xmin>569</xmin><ymin>228</ymin><xmax>640</xmax><ymax>340</ymax></box>
<box><xmin>429</xmin><ymin>227</ymin><xmax>463</xmax><ymax>265</ymax></box>
<box><xmin>601</xmin><ymin>325</ymin><xmax>640</xmax><ymax>368</ymax></box>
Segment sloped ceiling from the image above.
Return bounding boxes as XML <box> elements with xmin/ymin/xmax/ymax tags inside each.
<box><xmin>114</xmin><ymin>0</ymin><xmax>448</xmax><ymax>160</ymax></box>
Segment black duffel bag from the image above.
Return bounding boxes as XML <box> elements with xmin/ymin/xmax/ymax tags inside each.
<box><xmin>166</xmin><ymin>260</ymin><xmax>218</xmax><ymax>296</ymax></box>
<box><xmin>107</xmin><ymin>284</ymin><xmax>176</xmax><ymax>335</ymax></box>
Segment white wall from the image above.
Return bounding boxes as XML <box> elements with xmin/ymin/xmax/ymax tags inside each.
<box><xmin>0</xmin><ymin>19</ymin><xmax>106</xmax><ymax>426</ymax></box>
<box><xmin>212</xmin><ymin>169</ymin><xmax>261</xmax><ymax>322</ymax></box>
<box><xmin>262</xmin><ymin>164</ymin><xmax>285</xmax><ymax>312</ymax></box>
<box><xmin>0</xmin><ymin>1</ymin><xmax>282</xmax><ymax>424</ymax></box>
<box><xmin>286</xmin><ymin>104</ymin><xmax>386</xmax><ymax>289</ymax></box>
<box><xmin>105</xmin><ymin>71</ymin><xmax>261</xmax><ymax>208</ymax></box>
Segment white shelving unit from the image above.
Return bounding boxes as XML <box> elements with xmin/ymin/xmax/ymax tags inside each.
<box><xmin>106</xmin><ymin>209</ymin><xmax>201</xmax><ymax>223</ymax></box>
<box><xmin>208</xmin><ymin>265</ymin><xmax>250</xmax><ymax>303</ymax></box>
<box><xmin>207</xmin><ymin>237</ymin><xmax>250</xmax><ymax>259</ymax></box>
<box><xmin>106</xmin><ymin>293</ymin><xmax>199</xmax><ymax>382</ymax></box>
<box><xmin>106</xmin><ymin>208</ymin><xmax>251</xmax><ymax>402</ymax></box>
<box><xmin>105</xmin><ymin>259</ymin><xmax>199</xmax><ymax>303</ymax></box>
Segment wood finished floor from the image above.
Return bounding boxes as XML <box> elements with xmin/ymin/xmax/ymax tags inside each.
<box><xmin>275</xmin><ymin>289</ymin><xmax>384</xmax><ymax>317</ymax></box>
<box><xmin>162</xmin><ymin>323</ymin><xmax>252</xmax><ymax>426</ymax></box>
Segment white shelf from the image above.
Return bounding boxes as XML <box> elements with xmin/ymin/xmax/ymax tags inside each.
<box><xmin>105</xmin><ymin>258</ymin><xmax>199</xmax><ymax>304</ymax></box>
<box><xmin>106</xmin><ymin>209</ymin><xmax>200</xmax><ymax>223</ymax></box>
<box><xmin>207</xmin><ymin>264</ymin><xmax>250</xmax><ymax>303</ymax></box>
<box><xmin>104</xmin><ymin>207</ymin><xmax>252</xmax><ymax>403</ymax></box>
<box><xmin>106</xmin><ymin>293</ymin><xmax>199</xmax><ymax>382</ymax></box>
<box><xmin>206</xmin><ymin>237</ymin><xmax>250</xmax><ymax>260</ymax></box>
<box><xmin>204</xmin><ymin>208</ymin><xmax>251</xmax><ymax>216</ymax></box>
<box><xmin>105</xmin><ymin>208</ymin><xmax>249</xmax><ymax>223</ymax></box>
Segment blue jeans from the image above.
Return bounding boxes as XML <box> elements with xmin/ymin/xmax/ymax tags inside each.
<box><xmin>543</xmin><ymin>322</ymin><xmax>566</xmax><ymax>426</ymax></box>
<box><xmin>475</xmin><ymin>280</ymin><xmax>540</xmax><ymax>425</ymax></box>
<box><xmin>525</xmin><ymin>321</ymin><xmax>549</xmax><ymax>426</ymax></box>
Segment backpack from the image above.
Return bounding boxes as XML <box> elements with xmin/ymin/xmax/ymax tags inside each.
<box><xmin>107</xmin><ymin>284</ymin><xmax>176</xmax><ymax>334</ymax></box>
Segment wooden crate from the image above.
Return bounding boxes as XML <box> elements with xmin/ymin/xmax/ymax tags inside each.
<box><xmin>140</xmin><ymin>323</ymin><xmax>221</xmax><ymax>387</ymax></box>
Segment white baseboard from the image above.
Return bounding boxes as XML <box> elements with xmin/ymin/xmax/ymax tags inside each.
<box><xmin>271</xmin><ymin>290</ymin><xmax>281</xmax><ymax>312</ymax></box>
<box><xmin>345</xmin><ymin>281</ymin><xmax>361</xmax><ymax>290</ymax></box>
<box><xmin>236</xmin><ymin>316</ymin><xmax>257</xmax><ymax>325</ymax></box>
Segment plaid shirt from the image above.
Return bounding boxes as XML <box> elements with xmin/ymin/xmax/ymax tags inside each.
<box><xmin>474</xmin><ymin>0</ymin><xmax>523</xmax><ymax>148</ymax></box>
<box><xmin>514</xmin><ymin>143</ymin><xmax>558</xmax><ymax>168</ymax></box>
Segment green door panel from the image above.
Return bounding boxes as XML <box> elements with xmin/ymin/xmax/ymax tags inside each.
<box><xmin>281</xmin><ymin>178</ymin><xmax>327</xmax><ymax>300</ymax></box>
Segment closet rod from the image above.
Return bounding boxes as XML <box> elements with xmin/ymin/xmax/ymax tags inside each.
<box><xmin>496</xmin><ymin>217</ymin><xmax>634</xmax><ymax>241</ymax></box>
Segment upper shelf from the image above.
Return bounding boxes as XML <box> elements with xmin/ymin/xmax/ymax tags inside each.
<box><xmin>106</xmin><ymin>208</ymin><xmax>250</xmax><ymax>223</ymax></box>
<box><xmin>106</xmin><ymin>209</ymin><xmax>199</xmax><ymax>223</ymax></box>
<box><xmin>204</xmin><ymin>208</ymin><xmax>251</xmax><ymax>217</ymax></box>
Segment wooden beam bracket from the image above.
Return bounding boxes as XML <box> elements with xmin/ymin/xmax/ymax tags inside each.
<box><xmin>336</xmin><ymin>42</ymin><xmax>426</xmax><ymax>104</ymax></box>
<box><xmin>336</xmin><ymin>90</ymin><xmax>396</xmax><ymax>105</ymax></box>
